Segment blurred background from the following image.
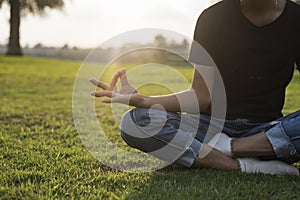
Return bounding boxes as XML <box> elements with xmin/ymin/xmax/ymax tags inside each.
<box><xmin>0</xmin><ymin>0</ymin><xmax>223</xmax><ymax>61</ymax></box>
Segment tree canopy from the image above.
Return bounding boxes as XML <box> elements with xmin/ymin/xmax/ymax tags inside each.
<box><xmin>0</xmin><ymin>0</ymin><xmax>64</xmax><ymax>14</ymax></box>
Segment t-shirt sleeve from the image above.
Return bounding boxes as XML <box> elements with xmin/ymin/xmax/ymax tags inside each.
<box><xmin>188</xmin><ymin>10</ymin><xmax>215</xmax><ymax>67</ymax></box>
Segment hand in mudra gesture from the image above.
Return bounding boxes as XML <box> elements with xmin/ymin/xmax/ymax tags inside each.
<box><xmin>90</xmin><ymin>69</ymin><xmax>142</xmax><ymax>106</ymax></box>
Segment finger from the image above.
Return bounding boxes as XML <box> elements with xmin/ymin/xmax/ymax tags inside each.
<box><xmin>110</xmin><ymin>71</ymin><xmax>122</xmax><ymax>90</ymax></box>
<box><xmin>89</xmin><ymin>78</ymin><xmax>110</xmax><ymax>90</ymax></box>
<box><xmin>107</xmin><ymin>97</ymin><xmax>124</xmax><ymax>104</ymax></box>
<box><xmin>102</xmin><ymin>98</ymin><xmax>112</xmax><ymax>103</ymax></box>
<box><xmin>120</xmin><ymin>69</ymin><xmax>130</xmax><ymax>85</ymax></box>
<box><xmin>98</xmin><ymin>81</ymin><xmax>110</xmax><ymax>90</ymax></box>
<box><xmin>90</xmin><ymin>90</ymin><xmax>113</xmax><ymax>98</ymax></box>
<box><xmin>89</xmin><ymin>78</ymin><xmax>99</xmax><ymax>86</ymax></box>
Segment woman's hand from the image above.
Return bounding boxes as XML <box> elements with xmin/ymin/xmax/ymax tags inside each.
<box><xmin>90</xmin><ymin>69</ymin><xmax>144</xmax><ymax>106</ymax></box>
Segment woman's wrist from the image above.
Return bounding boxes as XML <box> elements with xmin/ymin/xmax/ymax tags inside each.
<box><xmin>130</xmin><ymin>93</ymin><xmax>148</xmax><ymax>108</ymax></box>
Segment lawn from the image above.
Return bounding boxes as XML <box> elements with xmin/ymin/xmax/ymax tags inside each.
<box><xmin>0</xmin><ymin>56</ymin><xmax>299</xmax><ymax>199</ymax></box>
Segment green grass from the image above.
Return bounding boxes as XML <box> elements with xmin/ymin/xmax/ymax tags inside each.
<box><xmin>0</xmin><ymin>56</ymin><xmax>300</xmax><ymax>199</ymax></box>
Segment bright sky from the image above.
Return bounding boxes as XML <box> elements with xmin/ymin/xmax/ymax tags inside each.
<box><xmin>0</xmin><ymin>0</ymin><xmax>218</xmax><ymax>48</ymax></box>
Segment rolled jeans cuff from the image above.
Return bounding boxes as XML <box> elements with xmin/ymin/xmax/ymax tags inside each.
<box><xmin>265</xmin><ymin>122</ymin><xmax>296</xmax><ymax>158</ymax></box>
<box><xmin>175</xmin><ymin>139</ymin><xmax>202</xmax><ymax>168</ymax></box>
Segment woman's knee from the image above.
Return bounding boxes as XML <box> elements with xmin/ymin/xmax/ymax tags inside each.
<box><xmin>120</xmin><ymin>108</ymin><xmax>176</xmax><ymax>152</ymax></box>
<box><xmin>120</xmin><ymin>108</ymin><xmax>150</xmax><ymax>132</ymax></box>
<box><xmin>120</xmin><ymin>108</ymin><xmax>150</xmax><ymax>149</ymax></box>
<box><xmin>120</xmin><ymin>109</ymin><xmax>135</xmax><ymax>144</ymax></box>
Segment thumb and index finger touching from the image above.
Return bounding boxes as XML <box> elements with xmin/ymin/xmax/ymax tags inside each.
<box><xmin>89</xmin><ymin>68</ymin><xmax>129</xmax><ymax>91</ymax></box>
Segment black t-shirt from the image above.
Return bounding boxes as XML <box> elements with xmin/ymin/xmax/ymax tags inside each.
<box><xmin>189</xmin><ymin>0</ymin><xmax>300</xmax><ymax>122</ymax></box>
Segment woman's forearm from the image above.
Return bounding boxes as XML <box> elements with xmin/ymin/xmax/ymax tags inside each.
<box><xmin>135</xmin><ymin>89</ymin><xmax>210</xmax><ymax>114</ymax></box>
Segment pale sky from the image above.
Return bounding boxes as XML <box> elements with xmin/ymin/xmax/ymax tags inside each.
<box><xmin>0</xmin><ymin>0</ymin><xmax>218</xmax><ymax>48</ymax></box>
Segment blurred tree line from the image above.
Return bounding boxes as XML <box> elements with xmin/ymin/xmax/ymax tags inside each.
<box><xmin>113</xmin><ymin>35</ymin><xmax>190</xmax><ymax>66</ymax></box>
<box><xmin>0</xmin><ymin>34</ymin><xmax>190</xmax><ymax>65</ymax></box>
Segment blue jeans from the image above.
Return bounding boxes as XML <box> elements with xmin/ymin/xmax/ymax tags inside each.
<box><xmin>120</xmin><ymin>108</ymin><xmax>300</xmax><ymax>167</ymax></box>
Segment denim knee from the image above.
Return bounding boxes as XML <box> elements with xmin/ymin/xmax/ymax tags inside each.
<box><xmin>120</xmin><ymin>108</ymin><xmax>162</xmax><ymax>152</ymax></box>
<box><xmin>120</xmin><ymin>109</ymin><xmax>138</xmax><ymax>149</ymax></box>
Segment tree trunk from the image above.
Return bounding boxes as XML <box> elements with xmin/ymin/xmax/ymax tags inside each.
<box><xmin>7</xmin><ymin>0</ymin><xmax>22</xmax><ymax>56</ymax></box>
